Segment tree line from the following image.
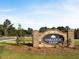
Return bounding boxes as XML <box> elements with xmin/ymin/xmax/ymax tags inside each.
<box><xmin>0</xmin><ymin>19</ymin><xmax>79</xmax><ymax>39</ymax></box>
<box><xmin>0</xmin><ymin>19</ymin><xmax>33</xmax><ymax>37</ymax></box>
<box><xmin>39</xmin><ymin>26</ymin><xmax>79</xmax><ymax>39</ymax></box>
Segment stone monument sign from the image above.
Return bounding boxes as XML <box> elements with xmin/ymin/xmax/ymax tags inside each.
<box><xmin>32</xmin><ymin>29</ymin><xmax>74</xmax><ymax>48</ymax></box>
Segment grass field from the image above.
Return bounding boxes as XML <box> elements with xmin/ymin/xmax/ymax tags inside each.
<box><xmin>75</xmin><ymin>39</ymin><xmax>79</xmax><ymax>45</ymax></box>
<box><xmin>5</xmin><ymin>37</ymin><xmax>32</xmax><ymax>44</ymax></box>
<box><xmin>0</xmin><ymin>38</ymin><xmax>79</xmax><ymax>59</ymax></box>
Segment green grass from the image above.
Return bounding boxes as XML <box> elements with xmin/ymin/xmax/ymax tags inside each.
<box><xmin>75</xmin><ymin>39</ymin><xmax>79</xmax><ymax>45</ymax></box>
<box><xmin>0</xmin><ymin>39</ymin><xmax>79</xmax><ymax>59</ymax></box>
<box><xmin>6</xmin><ymin>37</ymin><xmax>32</xmax><ymax>44</ymax></box>
<box><xmin>1</xmin><ymin>48</ymin><xmax>79</xmax><ymax>59</ymax></box>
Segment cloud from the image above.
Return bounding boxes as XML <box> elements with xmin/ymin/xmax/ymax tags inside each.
<box><xmin>0</xmin><ymin>0</ymin><xmax>79</xmax><ymax>30</ymax></box>
<box><xmin>13</xmin><ymin>0</ymin><xmax>79</xmax><ymax>29</ymax></box>
<box><xmin>34</xmin><ymin>0</ymin><xmax>79</xmax><ymax>29</ymax></box>
<box><xmin>0</xmin><ymin>9</ymin><xmax>14</xmax><ymax>12</ymax></box>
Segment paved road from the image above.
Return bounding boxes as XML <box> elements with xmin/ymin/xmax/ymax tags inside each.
<box><xmin>0</xmin><ymin>37</ymin><xmax>16</xmax><ymax>42</ymax></box>
<box><xmin>0</xmin><ymin>37</ymin><xmax>32</xmax><ymax>42</ymax></box>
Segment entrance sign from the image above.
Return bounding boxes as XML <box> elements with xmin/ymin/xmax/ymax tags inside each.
<box><xmin>32</xmin><ymin>29</ymin><xmax>74</xmax><ymax>48</ymax></box>
<box><xmin>43</xmin><ymin>34</ymin><xmax>64</xmax><ymax>44</ymax></box>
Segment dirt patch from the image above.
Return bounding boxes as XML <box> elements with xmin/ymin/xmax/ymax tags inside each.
<box><xmin>5</xmin><ymin>44</ymin><xmax>79</xmax><ymax>55</ymax></box>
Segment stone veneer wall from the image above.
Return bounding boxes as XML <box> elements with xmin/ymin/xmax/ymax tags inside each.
<box><xmin>67</xmin><ymin>29</ymin><xmax>74</xmax><ymax>48</ymax></box>
<box><xmin>32</xmin><ymin>29</ymin><xmax>74</xmax><ymax>48</ymax></box>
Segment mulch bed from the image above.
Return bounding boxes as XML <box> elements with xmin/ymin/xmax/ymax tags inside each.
<box><xmin>5</xmin><ymin>44</ymin><xmax>79</xmax><ymax>55</ymax></box>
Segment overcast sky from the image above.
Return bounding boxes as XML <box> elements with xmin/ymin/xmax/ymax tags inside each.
<box><xmin>0</xmin><ymin>0</ymin><xmax>79</xmax><ymax>30</ymax></box>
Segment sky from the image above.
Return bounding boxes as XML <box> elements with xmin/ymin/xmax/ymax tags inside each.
<box><xmin>0</xmin><ymin>0</ymin><xmax>79</xmax><ymax>30</ymax></box>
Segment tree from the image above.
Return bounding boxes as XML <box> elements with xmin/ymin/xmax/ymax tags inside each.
<box><xmin>51</xmin><ymin>27</ymin><xmax>56</xmax><ymax>29</ymax></box>
<box><xmin>0</xmin><ymin>25</ymin><xmax>4</xmax><ymax>36</ymax></box>
<box><xmin>8</xmin><ymin>27</ymin><xmax>17</xmax><ymax>36</ymax></box>
<box><xmin>65</xmin><ymin>26</ymin><xmax>70</xmax><ymax>31</ymax></box>
<box><xmin>18</xmin><ymin>24</ymin><xmax>21</xmax><ymax>30</ymax></box>
<box><xmin>17</xmin><ymin>24</ymin><xmax>23</xmax><ymax>36</ymax></box>
<box><xmin>57</xmin><ymin>26</ymin><xmax>66</xmax><ymax>32</ymax></box>
<box><xmin>39</xmin><ymin>27</ymin><xmax>48</xmax><ymax>32</ymax></box>
<box><xmin>16</xmin><ymin>24</ymin><xmax>25</xmax><ymax>45</ymax></box>
<box><xmin>16</xmin><ymin>34</ymin><xmax>20</xmax><ymax>45</ymax></box>
<box><xmin>27</xmin><ymin>28</ymin><xmax>33</xmax><ymax>36</ymax></box>
<box><xmin>3</xmin><ymin>19</ymin><xmax>13</xmax><ymax>36</ymax></box>
<box><xmin>74</xmin><ymin>28</ymin><xmax>79</xmax><ymax>39</ymax></box>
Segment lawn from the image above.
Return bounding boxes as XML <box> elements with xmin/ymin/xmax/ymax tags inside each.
<box><xmin>0</xmin><ymin>38</ymin><xmax>79</xmax><ymax>59</ymax></box>
<box><xmin>5</xmin><ymin>37</ymin><xmax>32</xmax><ymax>44</ymax></box>
<box><xmin>75</xmin><ymin>39</ymin><xmax>79</xmax><ymax>45</ymax></box>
